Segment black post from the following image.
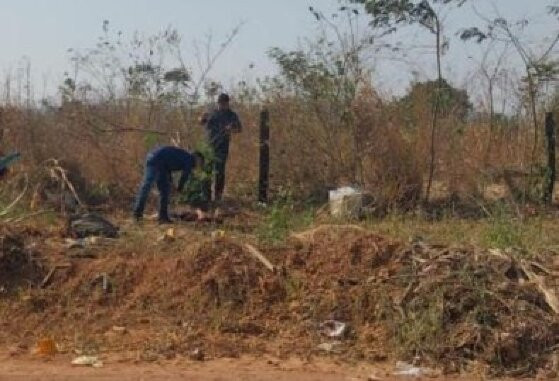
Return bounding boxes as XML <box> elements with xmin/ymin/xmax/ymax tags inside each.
<box><xmin>544</xmin><ymin>112</ymin><xmax>556</xmax><ymax>205</ymax></box>
<box><xmin>259</xmin><ymin>109</ymin><xmax>270</xmax><ymax>203</ymax></box>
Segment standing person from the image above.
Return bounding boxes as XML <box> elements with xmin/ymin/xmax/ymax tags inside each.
<box><xmin>199</xmin><ymin>93</ymin><xmax>242</xmax><ymax>202</ymax></box>
<box><xmin>133</xmin><ymin>146</ymin><xmax>205</xmax><ymax>223</ymax></box>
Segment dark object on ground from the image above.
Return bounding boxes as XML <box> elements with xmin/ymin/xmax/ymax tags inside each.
<box><xmin>171</xmin><ymin>211</ymin><xmax>223</xmax><ymax>224</ymax></box>
<box><xmin>67</xmin><ymin>213</ymin><xmax>119</xmax><ymax>238</ymax></box>
<box><xmin>0</xmin><ymin>232</ymin><xmax>44</xmax><ymax>292</ymax></box>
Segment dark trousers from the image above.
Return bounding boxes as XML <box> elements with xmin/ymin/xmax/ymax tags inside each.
<box><xmin>205</xmin><ymin>138</ymin><xmax>230</xmax><ymax>202</ymax></box>
<box><xmin>133</xmin><ymin>163</ymin><xmax>171</xmax><ymax>220</ymax></box>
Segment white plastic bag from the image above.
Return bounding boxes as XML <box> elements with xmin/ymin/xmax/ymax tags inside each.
<box><xmin>329</xmin><ymin>187</ymin><xmax>362</xmax><ymax>219</ymax></box>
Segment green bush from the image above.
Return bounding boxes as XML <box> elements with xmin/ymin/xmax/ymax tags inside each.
<box><xmin>179</xmin><ymin>142</ymin><xmax>215</xmax><ymax>206</ymax></box>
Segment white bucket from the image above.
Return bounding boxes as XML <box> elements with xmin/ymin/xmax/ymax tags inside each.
<box><xmin>328</xmin><ymin>187</ymin><xmax>363</xmax><ymax>219</ymax></box>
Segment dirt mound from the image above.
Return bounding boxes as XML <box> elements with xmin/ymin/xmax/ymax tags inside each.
<box><xmin>2</xmin><ymin>225</ymin><xmax>558</xmax><ymax>376</ymax></box>
<box><xmin>287</xmin><ymin>230</ymin><xmax>559</xmax><ymax>376</ymax></box>
<box><xmin>0</xmin><ymin>230</ymin><xmax>44</xmax><ymax>292</ymax></box>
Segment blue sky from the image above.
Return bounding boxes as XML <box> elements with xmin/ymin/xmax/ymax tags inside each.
<box><xmin>0</xmin><ymin>0</ymin><xmax>556</xmax><ymax>100</ymax></box>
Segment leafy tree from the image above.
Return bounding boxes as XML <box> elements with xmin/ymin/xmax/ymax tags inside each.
<box><xmin>461</xmin><ymin>6</ymin><xmax>559</xmax><ymax>161</ymax></box>
<box><xmin>352</xmin><ymin>0</ymin><xmax>468</xmax><ymax>201</ymax></box>
<box><xmin>400</xmin><ymin>79</ymin><xmax>472</xmax><ymax>122</ymax></box>
<box><xmin>267</xmin><ymin>3</ymin><xmax>377</xmax><ymax>184</ymax></box>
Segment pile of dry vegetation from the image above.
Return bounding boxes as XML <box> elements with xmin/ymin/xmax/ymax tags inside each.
<box><xmin>1</xmin><ymin>223</ymin><xmax>558</xmax><ymax>377</ymax></box>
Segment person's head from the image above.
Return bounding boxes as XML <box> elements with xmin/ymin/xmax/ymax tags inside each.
<box><xmin>193</xmin><ymin>151</ymin><xmax>205</xmax><ymax>169</ymax></box>
<box><xmin>217</xmin><ymin>93</ymin><xmax>230</xmax><ymax>111</ymax></box>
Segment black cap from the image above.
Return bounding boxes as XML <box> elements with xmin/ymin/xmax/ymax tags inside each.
<box><xmin>218</xmin><ymin>93</ymin><xmax>230</xmax><ymax>103</ymax></box>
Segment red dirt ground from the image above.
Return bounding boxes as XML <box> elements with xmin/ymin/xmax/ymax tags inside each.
<box><xmin>0</xmin><ymin>355</ymin><xmax>497</xmax><ymax>381</ymax></box>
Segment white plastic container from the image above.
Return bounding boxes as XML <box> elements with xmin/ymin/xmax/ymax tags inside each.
<box><xmin>328</xmin><ymin>186</ymin><xmax>363</xmax><ymax>219</ymax></box>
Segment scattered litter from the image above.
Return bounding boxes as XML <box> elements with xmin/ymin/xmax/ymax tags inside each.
<box><xmin>393</xmin><ymin>361</ymin><xmax>425</xmax><ymax>377</ymax></box>
<box><xmin>189</xmin><ymin>348</ymin><xmax>205</xmax><ymax>361</ymax></box>
<box><xmin>211</xmin><ymin>230</ymin><xmax>226</xmax><ymax>239</ymax></box>
<box><xmin>329</xmin><ymin>186</ymin><xmax>363</xmax><ymax>219</ymax></box>
<box><xmin>33</xmin><ymin>338</ymin><xmax>57</xmax><ymax>356</ymax></box>
<box><xmin>316</xmin><ymin>342</ymin><xmax>340</xmax><ymax>353</ymax></box>
<box><xmin>112</xmin><ymin>326</ymin><xmax>126</xmax><ymax>333</ymax></box>
<box><xmin>71</xmin><ymin>355</ymin><xmax>103</xmax><ymax>367</ymax></box>
<box><xmin>158</xmin><ymin>227</ymin><xmax>176</xmax><ymax>242</ymax></box>
<box><xmin>67</xmin><ymin>213</ymin><xmax>118</xmax><ymax>238</ymax></box>
<box><xmin>320</xmin><ymin>320</ymin><xmax>348</xmax><ymax>338</ymax></box>
<box><xmin>64</xmin><ymin>236</ymin><xmax>114</xmax><ymax>249</ymax></box>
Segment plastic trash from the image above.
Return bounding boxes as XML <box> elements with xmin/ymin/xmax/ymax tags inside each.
<box><xmin>320</xmin><ymin>320</ymin><xmax>348</xmax><ymax>338</ymax></box>
<box><xmin>68</xmin><ymin>213</ymin><xmax>118</xmax><ymax>238</ymax></box>
<box><xmin>189</xmin><ymin>348</ymin><xmax>205</xmax><ymax>361</ymax></box>
<box><xmin>316</xmin><ymin>342</ymin><xmax>336</xmax><ymax>352</ymax></box>
<box><xmin>158</xmin><ymin>227</ymin><xmax>176</xmax><ymax>242</ymax></box>
<box><xmin>393</xmin><ymin>361</ymin><xmax>425</xmax><ymax>377</ymax></box>
<box><xmin>329</xmin><ymin>187</ymin><xmax>363</xmax><ymax>219</ymax></box>
<box><xmin>72</xmin><ymin>355</ymin><xmax>103</xmax><ymax>367</ymax></box>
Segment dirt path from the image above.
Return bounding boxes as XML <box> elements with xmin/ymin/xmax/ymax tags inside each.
<box><xmin>0</xmin><ymin>356</ymin><xmax>487</xmax><ymax>381</ymax></box>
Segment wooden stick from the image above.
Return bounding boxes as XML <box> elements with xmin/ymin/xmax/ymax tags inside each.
<box><xmin>243</xmin><ymin>243</ymin><xmax>275</xmax><ymax>273</ymax></box>
<box><xmin>40</xmin><ymin>263</ymin><xmax>72</xmax><ymax>288</ymax></box>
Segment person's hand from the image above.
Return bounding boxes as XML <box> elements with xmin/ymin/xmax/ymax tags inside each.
<box><xmin>199</xmin><ymin>112</ymin><xmax>209</xmax><ymax>125</ymax></box>
<box><xmin>195</xmin><ymin>208</ymin><xmax>207</xmax><ymax>221</ymax></box>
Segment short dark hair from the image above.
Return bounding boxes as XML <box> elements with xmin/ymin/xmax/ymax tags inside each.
<box><xmin>193</xmin><ymin>151</ymin><xmax>205</xmax><ymax>166</ymax></box>
<box><xmin>218</xmin><ymin>93</ymin><xmax>230</xmax><ymax>103</ymax></box>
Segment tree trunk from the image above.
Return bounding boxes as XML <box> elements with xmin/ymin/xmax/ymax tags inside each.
<box><xmin>258</xmin><ymin>109</ymin><xmax>270</xmax><ymax>203</ymax></box>
<box><xmin>425</xmin><ymin>19</ymin><xmax>442</xmax><ymax>202</ymax></box>
<box><xmin>544</xmin><ymin>112</ymin><xmax>556</xmax><ymax>205</ymax></box>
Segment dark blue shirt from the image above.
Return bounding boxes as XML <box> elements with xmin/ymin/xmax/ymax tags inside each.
<box><xmin>146</xmin><ymin>146</ymin><xmax>194</xmax><ymax>191</ymax></box>
<box><xmin>205</xmin><ymin>109</ymin><xmax>242</xmax><ymax>145</ymax></box>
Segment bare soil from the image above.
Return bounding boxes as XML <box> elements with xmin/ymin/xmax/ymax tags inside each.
<box><xmin>0</xmin><ymin>355</ymin><xmax>490</xmax><ymax>381</ymax></box>
<box><xmin>1</xmin><ymin>216</ymin><xmax>558</xmax><ymax>379</ymax></box>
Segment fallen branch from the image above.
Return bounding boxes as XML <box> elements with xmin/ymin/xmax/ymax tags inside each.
<box><xmin>290</xmin><ymin>224</ymin><xmax>366</xmax><ymax>242</ymax></box>
<box><xmin>0</xmin><ymin>174</ymin><xmax>28</xmax><ymax>217</ymax></box>
<box><xmin>520</xmin><ymin>260</ymin><xmax>559</xmax><ymax>314</ymax></box>
<box><xmin>243</xmin><ymin>243</ymin><xmax>276</xmax><ymax>273</ymax></box>
<box><xmin>4</xmin><ymin>209</ymin><xmax>54</xmax><ymax>223</ymax></box>
<box><xmin>45</xmin><ymin>159</ymin><xmax>85</xmax><ymax>209</ymax></box>
<box><xmin>40</xmin><ymin>263</ymin><xmax>72</xmax><ymax>289</ymax></box>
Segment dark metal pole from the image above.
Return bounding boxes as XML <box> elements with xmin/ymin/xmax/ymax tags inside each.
<box><xmin>258</xmin><ymin>109</ymin><xmax>270</xmax><ymax>203</ymax></box>
<box><xmin>544</xmin><ymin>112</ymin><xmax>556</xmax><ymax>205</ymax></box>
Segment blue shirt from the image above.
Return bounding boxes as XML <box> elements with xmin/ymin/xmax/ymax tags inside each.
<box><xmin>146</xmin><ymin>146</ymin><xmax>194</xmax><ymax>191</ymax></box>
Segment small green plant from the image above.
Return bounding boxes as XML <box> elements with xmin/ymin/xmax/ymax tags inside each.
<box><xmin>179</xmin><ymin>141</ymin><xmax>215</xmax><ymax>206</ymax></box>
<box><xmin>393</xmin><ymin>290</ymin><xmax>445</xmax><ymax>358</ymax></box>
<box><xmin>256</xmin><ymin>189</ymin><xmax>315</xmax><ymax>245</ymax></box>
<box><xmin>483</xmin><ymin>203</ymin><xmax>524</xmax><ymax>249</ymax></box>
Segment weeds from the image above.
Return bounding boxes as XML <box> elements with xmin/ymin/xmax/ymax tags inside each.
<box><xmin>483</xmin><ymin>203</ymin><xmax>524</xmax><ymax>249</ymax></box>
<box><xmin>256</xmin><ymin>191</ymin><xmax>314</xmax><ymax>245</ymax></box>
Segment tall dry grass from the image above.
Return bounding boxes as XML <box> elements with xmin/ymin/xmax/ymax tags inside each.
<box><xmin>0</xmin><ymin>79</ymin><xmax>547</xmax><ymax>213</ymax></box>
